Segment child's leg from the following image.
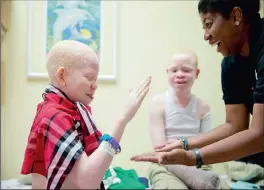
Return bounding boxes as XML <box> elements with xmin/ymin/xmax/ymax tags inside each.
<box><xmin>148</xmin><ymin>163</ymin><xmax>189</xmax><ymax>189</ymax></box>
<box><xmin>167</xmin><ymin>165</ymin><xmax>220</xmax><ymax>189</ymax></box>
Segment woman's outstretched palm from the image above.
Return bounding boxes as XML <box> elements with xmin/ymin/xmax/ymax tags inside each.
<box><xmin>130</xmin><ymin>149</ymin><xmax>187</xmax><ymax>165</ymax></box>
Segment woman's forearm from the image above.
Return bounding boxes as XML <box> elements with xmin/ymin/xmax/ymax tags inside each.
<box><xmin>188</xmin><ymin>104</ymin><xmax>264</xmax><ymax>165</ymax></box>
<box><xmin>188</xmin><ymin>122</ymin><xmax>239</xmax><ymax>150</ymax></box>
<box><xmin>197</xmin><ymin>128</ymin><xmax>264</xmax><ymax>165</ymax></box>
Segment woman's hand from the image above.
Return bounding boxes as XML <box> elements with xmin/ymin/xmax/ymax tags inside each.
<box><xmin>121</xmin><ymin>76</ymin><xmax>151</xmax><ymax>124</ymax></box>
<box><xmin>154</xmin><ymin>139</ymin><xmax>182</xmax><ymax>152</ymax></box>
<box><xmin>130</xmin><ymin>149</ymin><xmax>195</xmax><ymax>166</ymax></box>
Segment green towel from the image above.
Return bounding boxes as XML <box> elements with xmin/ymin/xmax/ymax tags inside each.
<box><xmin>104</xmin><ymin>167</ymin><xmax>146</xmax><ymax>189</ymax></box>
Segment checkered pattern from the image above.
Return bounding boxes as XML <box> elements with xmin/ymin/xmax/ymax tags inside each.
<box><xmin>21</xmin><ymin>85</ymin><xmax>102</xmax><ymax>189</ymax></box>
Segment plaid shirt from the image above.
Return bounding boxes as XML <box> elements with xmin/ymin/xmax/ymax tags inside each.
<box><xmin>21</xmin><ymin>92</ymin><xmax>102</xmax><ymax>189</ymax></box>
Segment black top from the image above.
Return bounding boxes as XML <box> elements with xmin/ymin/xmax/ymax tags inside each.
<box><xmin>221</xmin><ymin>15</ymin><xmax>264</xmax><ymax>167</ymax></box>
<box><xmin>222</xmin><ymin>16</ymin><xmax>264</xmax><ymax>112</ymax></box>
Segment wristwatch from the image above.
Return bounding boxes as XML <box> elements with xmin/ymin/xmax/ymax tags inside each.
<box><xmin>192</xmin><ymin>148</ymin><xmax>203</xmax><ymax>168</ymax></box>
<box><xmin>100</xmin><ymin>134</ymin><xmax>121</xmax><ymax>154</ymax></box>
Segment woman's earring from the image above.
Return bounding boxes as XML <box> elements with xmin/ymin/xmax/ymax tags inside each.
<box><xmin>235</xmin><ymin>21</ymin><xmax>240</xmax><ymax>26</ymax></box>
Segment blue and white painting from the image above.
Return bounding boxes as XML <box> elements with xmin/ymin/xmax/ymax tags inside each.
<box><xmin>46</xmin><ymin>0</ymin><xmax>101</xmax><ymax>57</ymax></box>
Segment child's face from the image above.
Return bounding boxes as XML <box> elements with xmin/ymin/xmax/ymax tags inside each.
<box><xmin>167</xmin><ymin>56</ymin><xmax>199</xmax><ymax>92</ymax></box>
<box><xmin>63</xmin><ymin>59</ymin><xmax>99</xmax><ymax>105</ymax></box>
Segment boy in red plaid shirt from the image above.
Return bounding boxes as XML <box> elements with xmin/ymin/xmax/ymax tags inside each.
<box><xmin>21</xmin><ymin>40</ymin><xmax>151</xmax><ymax>189</ymax></box>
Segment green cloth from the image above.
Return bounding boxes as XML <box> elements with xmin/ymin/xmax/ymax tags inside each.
<box><xmin>103</xmin><ymin>167</ymin><xmax>146</xmax><ymax>189</ymax></box>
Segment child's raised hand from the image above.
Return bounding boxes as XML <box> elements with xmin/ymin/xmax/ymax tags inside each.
<box><xmin>121</xmin><ymin>76</ymin><xmax>151</xmax><ymax>124</ymax></box>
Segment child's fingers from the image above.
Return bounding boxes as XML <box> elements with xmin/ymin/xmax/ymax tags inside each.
<box><xmin>138</xmin><ymin>86</ymin><xmax>150</xmax><ymax>105</ymax></box>
<box><xmin>137</xmin><ymin>78</ymin><xmax>151</xmax><ymax>98</ymax></box>
<box><xmin>136</xmin><ymin>76</ymin><xmax>151</xmax><ymax>94</ymax></box>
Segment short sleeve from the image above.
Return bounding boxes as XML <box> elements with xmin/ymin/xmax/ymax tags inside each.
<box><xmin>254</xmin><ymin>55</ymin><xmax>264</xmax><ymax>103</ymax></box>
<box><xmin>42</xmin><ymin>113</ymin><xmax>84</xmax><ymax>190</ymax></box>
<box><xmin>221</xmin><ymin>56</ymin><xmax>253</xmax><ymax>104</ymax></box>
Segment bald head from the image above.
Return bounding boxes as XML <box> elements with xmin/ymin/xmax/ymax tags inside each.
<box><xmin>166</xmin><ymin>50</ymin><xmax>200</xmax><ymax>91</ymax></box>
<box><xmin>169</xmin><ymin>50</ymin><xmax>198</xmax><ymax>68</ymax></box>
<box><xmin>46</xmin><ymin>40</ymin><xmax>99</xmax><ymax>83</ymax></box>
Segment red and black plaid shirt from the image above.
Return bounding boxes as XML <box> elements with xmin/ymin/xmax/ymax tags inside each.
<box><xmin>21</xmin><ymin>92</ymin><xmax>102</xmax><ymax>189</ymax></box>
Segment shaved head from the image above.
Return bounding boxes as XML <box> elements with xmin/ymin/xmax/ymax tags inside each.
<box><xmin>45</xmin><ymin>40</ymin><xmax>100</xmax><ymax>105</ymax></box>
<box><xmin>170</xmin><ymin>49</ymin><xmax>198</xmax><ymax>68</ymax></box>
<box><xmin>167</xmin><ymin>49</ymin><xmax>200</xmax><ymax>93</ymax></box>
<box><xmin>46</xmin><ymin>40</ymin><xmax>99</xmax><ymax>83</ymax></box>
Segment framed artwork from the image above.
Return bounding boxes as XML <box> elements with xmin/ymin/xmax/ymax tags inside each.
<box><xmin>27</xmin><ymin>0</ymin><xmax>117</xmax><ymax>81</ymax></box>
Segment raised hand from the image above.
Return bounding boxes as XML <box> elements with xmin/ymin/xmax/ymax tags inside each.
<box><xmin>121</xmin><ymin>76</ymin><xmax>151</xmax><ymax>124</ymax></box>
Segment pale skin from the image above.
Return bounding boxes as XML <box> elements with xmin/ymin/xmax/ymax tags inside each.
<box><xmin>149</xmin><ymin>52</ymin><xmax>211</xmax><ymax>149</ymax></box>
<box><xmin>131</xmin><ymin>7</ymin><xmax>264</xmax><ymax>166</ymax></box>
<box><xmin>32</xmin><ymin>40</ymin><xmax>151</xmax><ymax>189</ymax></box>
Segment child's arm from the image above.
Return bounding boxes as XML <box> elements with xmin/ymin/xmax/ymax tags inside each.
<box><xmin>65</xmin><ymin>77</ymin><xmax>151</xmax><ymax>189</ymax></box>
<box><xmin>149</xmin><ymin>94</ymin><xmax>167</xmax><ymax>149</ymax></box>
<box><xmin>67</xmin><ymin>118</ymin><xmax>127</xmax><ymax>189</ymax></box>
<box><xmin>200</xmin><ymin>102</ymin><xmax>212</xmax><ymax>133</ymax></box>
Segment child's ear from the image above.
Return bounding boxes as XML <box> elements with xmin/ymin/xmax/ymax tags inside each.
<box><xmin>196</xmin><ymin>68</ymin><xmax>200</xmax><ymax>78</ymax></box>
<box><xmin>57</xmin><ymin>67</ymin><xmax>66</xmax><ymax>86</ymax></box>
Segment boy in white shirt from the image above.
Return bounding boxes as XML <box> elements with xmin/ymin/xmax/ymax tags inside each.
<box><xmin>148</xmin><ymin>51</ymin><xmax>219</xmax><ymax>189</ymax></box>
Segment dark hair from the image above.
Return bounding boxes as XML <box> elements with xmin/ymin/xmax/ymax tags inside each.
<box><xmin>198</xmin><ymin>0</ymin><xmax>260</xmax><ymax>22</ymax></box>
